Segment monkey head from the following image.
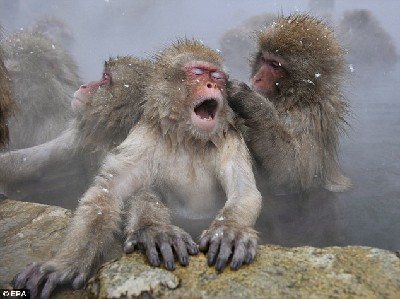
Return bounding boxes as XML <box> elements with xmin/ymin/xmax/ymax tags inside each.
<box><xmin>250</xmin><ymin>14</ymin><xmax>345</xmax><ymax>103</ymax></box>
<box><xmin>143</xmin><ymin>39</ymin><xmax>235</xmax><ymax>143</ymax></box>
<box><xmin>73</xmin><ymin>56</ymin><xmax>152</xmax><ymax>149</ymax></box>
<box><xmin>72</xmin><ymin>71</ymin><xmax>109</xmax><ymax>112</ymax></box>
<box><xmin>72</xmin><ymin>56</ymin><xmax>142</xmax><ymax>113</ymax></box>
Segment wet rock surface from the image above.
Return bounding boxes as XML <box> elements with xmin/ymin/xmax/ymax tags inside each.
<box><xmin>1</xmin><ymin>199</ymin><xmax>399</xmax><ymax>299</ymax></box>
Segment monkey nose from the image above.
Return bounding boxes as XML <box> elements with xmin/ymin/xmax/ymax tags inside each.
<box><xmin>251</xmin><ymin>76</ymin><xmax>261</xmax><ymax>85</ymax></box>
<box><xmin>207</xmin><ymin>83</ymin><xmax>216</xmax><ymax>88</ymax></box>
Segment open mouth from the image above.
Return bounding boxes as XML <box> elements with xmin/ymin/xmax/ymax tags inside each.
<box><xmin>191</xmin><ymin>98</ymin><xmax>220</xmax><ymax>132</ymax></box>
<box><xmin>194</xmin><ymin>98</ymin><xmax>218</xmax><ymax>121</ymax></box>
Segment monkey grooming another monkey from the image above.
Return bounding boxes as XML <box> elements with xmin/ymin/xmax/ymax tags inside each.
<box><xmin>13</xmin><ymin>39</ymin><xmax>262</xmax><ymax>298</ymax></box>
<box><xmin>228</xmin><ymin>13</ymin><xmax>351</xmax><ymax>193</ymax></box>
<box><xmin>0</xmin><ymin>56</ymin><xmax>152</xmax><ymax>206</ymax></box>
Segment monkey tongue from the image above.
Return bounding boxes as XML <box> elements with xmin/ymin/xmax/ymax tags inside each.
<box><xmin>194</xmin><ymin>99</ymin><xmax>217</xmax><ymax>120</ymax></box>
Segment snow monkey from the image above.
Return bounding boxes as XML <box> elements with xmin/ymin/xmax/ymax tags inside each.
<box><xmin>228</xmin><ymin>13</ymin><xmax>351</xmax><ymax>193</ymax></box>
<box><xmin>13</xmin><ymin>39</ymin><xmax>262</xmax><ymax>298</ymax></box>
<box><xmin>0</xmin><ymin>56</ymin><xmax>152</xmax><ymax>206</ymax></box>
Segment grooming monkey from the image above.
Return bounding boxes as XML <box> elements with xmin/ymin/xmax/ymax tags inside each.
<box><xmin>228</xmin><ymin>13</ymin><xmax>351</xmax><ymax>193</ymax></box>
<box><xmin>13</xmin><ymin>39</ymin><xmax>262</xmax><ymax>298</ymax></box>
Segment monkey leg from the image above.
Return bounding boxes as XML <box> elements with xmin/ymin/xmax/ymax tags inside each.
<box><xmin>124</xmin><ymin>190</ymin><xmax>199</xmax><ymax>270</ymax></box>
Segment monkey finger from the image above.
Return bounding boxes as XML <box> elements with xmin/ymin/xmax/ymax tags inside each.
<box><xmin>72</xmin><ymin>273</ymin><xmax>86</xmax><ymax>290</ymax></box>
<box><xmin>26</xmin><ymin>269</ymin><xmax>47</xmax><ymax>299</ymax></box>
<box><xmin>157</xmin><ymin>235</ymin><xmax>175</xmax><ymax>270</ymax></box>
<box><xmin>198</xmin><ymin>233</ymin><xmax>211</xmax><ymax>252</ymax></box>
<box><xmin>12</xmin><ymin>262</ymin><xmax>40</xmax><ymax>289</ymax></box>
<box><xmin>124</xmin><ymin>235</ymin><xmax>139</xmax><ymax>253</ymax></box>
<box><xmin>186</xmin><ymin>240</ymin><xmax>199</xmax><ymax>256</ymax></box>
<box><xmin>181</xmin><ymin>234</ymin><xmax>199</xmax><ymax>255</ymax></box>
<box><xmin>171</xmin><ymin>237</ymin><xmax>189</xmax><ymax>266</ymax></box>
<box><xmin>244</xmin><ymin>239</ymin><xmax>257</xmax><ymax>264</ymax></box>
<box><xmin>40</xmin><ymin>272</ymin><xmax>60</xmax><ymax>299</ymax></box>
<box><xmin>144</xmin><ymin>240</ymin><xmax>160</xmax><ymax>267</ymax></box>
<box><xmin>206</xmin><ymin>239</ymin><xmax>221</xmax><ymax>267</ymax></box>
<box><xmin>230</xmin><ymin>241</ymin><xmax>246</xmax><ymax>270</ymax></box>
<box><xmin>215</xmin><ymin>234</ymin><xmax>234</xmax><ymax>272</ymax></box>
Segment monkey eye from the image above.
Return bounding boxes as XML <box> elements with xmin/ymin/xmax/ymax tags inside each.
<box><xmin>210</xmin><ymin>71</ymin><xmax>225</xmax><ymax>80</ymax></box>
<box><xmin>103</xmin><ymin>73</ymin><xmax>111</xmax><ymax>80</ymax></box>
<box><xmin>269</xmin><ymin>60</ymin><xmax>282</xmax><ymax>69</ymax></box>
<box><xmin>101</xmin><ymin>72</ymin><xmax>112</xmax><ymax>85</ymax></box>
<box><xmin>191</xmin><ymin>67</ymin><xmax>204</xmax><ymax>75</ymax></box>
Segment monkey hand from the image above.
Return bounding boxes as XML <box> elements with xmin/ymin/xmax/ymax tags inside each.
<box><xmin>227</xmin><ymin>79</ymin><xmax>274</xmax><ymax>120</ymax></box>
<box><xmin>124</xmin><ymin>224</ymin><xmax>199</xmax><ymax>270</ymax></box>
<box><xmin>227</xmin><ymin>79</ymin><xmax>253</xmax><ymax>117</ymax></box>
<box><xmin>199</xmin><ymin>222</ymin><xmax>258</xmax><ymax>272</ymax></box>
<box><xmin>12</xmin><ymin>259</ymin><xmax>89</xmax><ymax>299</ymax></box>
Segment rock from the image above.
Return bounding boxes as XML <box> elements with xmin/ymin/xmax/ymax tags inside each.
<box><xmin>88</xmin><ymin>246</ymin><xmax>400</xmax><ymax>299</ymax></box>
<box><xmin>86</xmin><ymin>255</ymin><xmax>180</xmax><ymax>299</ymax></box>
<box><xmin>0</xmin><ymin>199</ymin><xmax>85</xmax><ymax>298</ymax></box>
<box><xmin>1</xmin><ymin>199</ymin><xmax>399</xmax><ymax>299</ymax></box>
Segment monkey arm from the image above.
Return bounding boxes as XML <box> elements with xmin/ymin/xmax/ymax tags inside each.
<box><xmin>12</xmin><ymin>181</ymin><xmax>125</xmax><ymax>298</ymax></box>
<box><xmin>227</xmin><ymin>80</ymin><xmax>292</xmax><ymax>148</ymax></box>
<box><xmin>0</xmin><ymin>126</ymin><xmax>79</xmax><ymax>184</ymax></box>
<box><xmin>123</xmin><ymin>189</ymin><xmax>198</xmax><ymax>270</ymax></box>
<box><xmin>12</xmin><ymin>128</ymin><xmax>153</xmax><ymax>298</ymax></box>
<box><xmin>216</xmin><ymin>134</ymin><xmax>262</xmax><ymax>227</ymax></box>
<box><xmin>199</xmin><ymin>131</ymin><xmax>262</xmax><ymax>271</ymax></box>
<box><xmin>228</xmin><ymin>80</ymin><xmax>327</xmax><ymax>191</ymax></box>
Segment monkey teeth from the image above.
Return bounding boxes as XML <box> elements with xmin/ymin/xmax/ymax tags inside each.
<box><xmin>191</xmin><ymin>98</ymin><xmax>221</xmax><ymax>132</ymax></box>
<box><xmin>194</xmin><ymin>98</ymin><xmax>218</xmax><ymax>121</ymax></box>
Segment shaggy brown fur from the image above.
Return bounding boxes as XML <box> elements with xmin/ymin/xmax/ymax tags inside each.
<box><xmin>229</xmin><ymin>13</ymin><xmax>351</xmax><ymax>193</ymax></box>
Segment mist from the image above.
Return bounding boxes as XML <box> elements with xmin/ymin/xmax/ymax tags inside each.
<box><xmin>1</xmin><ymin>0</ymin><xmax>399</xmax><ymax>251</ymax></box>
